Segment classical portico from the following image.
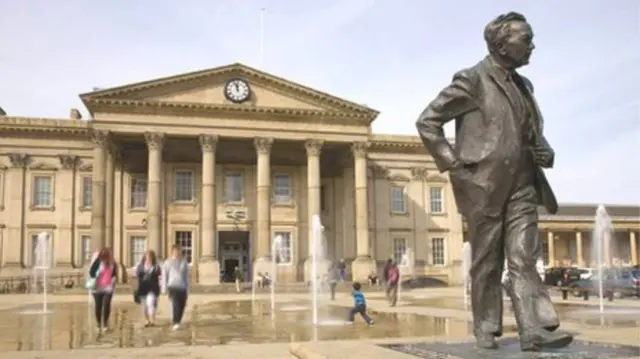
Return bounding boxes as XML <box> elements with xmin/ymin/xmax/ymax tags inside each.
<box><xmin>79</xmin><ymin>63</ymin><xmax>379</xmax><ymax>283</ymax></box>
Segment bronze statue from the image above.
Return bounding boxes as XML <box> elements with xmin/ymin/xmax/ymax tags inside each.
<box><xmin>416</xmin><ymin>12</ymin><xmax>573</xmax><ymax>352</ymax></box>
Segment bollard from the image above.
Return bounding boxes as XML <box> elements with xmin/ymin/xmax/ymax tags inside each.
<box><xmin>583</xmin><ymin>290</ymin><xmax>589</xmax><ymax>300</ymax></box>
<box><xmin>562</xmin><ymin>289</ymin><xmax>568</xmax><ymax>300</ymax></box>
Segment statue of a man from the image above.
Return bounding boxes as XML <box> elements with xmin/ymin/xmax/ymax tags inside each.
<box><xmin>415</xmin><ymin>12</ymin><xmax>572</xmax><ymax>352</ymax></box>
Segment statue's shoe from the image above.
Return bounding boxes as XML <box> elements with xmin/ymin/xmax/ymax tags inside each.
<box><xmin>520</xmin><ymin>329</ymin><xmax>573</xmax><ymax>352</ymax></box>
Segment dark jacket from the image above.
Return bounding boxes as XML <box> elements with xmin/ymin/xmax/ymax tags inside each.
<box><xmin>415</xmin><ymin>56</ymin><xmax>558</xmax><ymax>217</ymax></box>
<box><xmin>136</xmin><ymin>263</ymin><xmax>161</xmax><ymax>297</ymax></box>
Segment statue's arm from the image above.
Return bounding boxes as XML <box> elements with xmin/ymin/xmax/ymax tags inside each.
<box><xmin>415</xmin><ymin>69</ymin><xmax>478</xmax><ymax>172</ymax></box>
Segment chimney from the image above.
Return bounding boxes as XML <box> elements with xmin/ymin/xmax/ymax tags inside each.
<box><xmin>69</xmin><ymin>108</ymin><xmax>82</xmax><ymax>120</ymax></box>
<box><xmin>0</xmin><ymin>106</ymin><xmax>5</xmax><ymax>116</ymax></box>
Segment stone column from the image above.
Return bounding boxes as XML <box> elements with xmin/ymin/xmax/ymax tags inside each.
<box><xmin>198</xmin><ymin>134</ymin><xmax>220</xmax><ymax>285</ymax></box>
<box><xmin>253</xmin><ymin>137</ymin><xmax>273</xmax><ymax>278</ymax></box>
<box><xmin>303</xmin><ymin>139</ymin><xmax>324</xmax><ymax>282</ymax></box>
<box><xmin>630</xmin><ymin>231</ymin><xmax>638</xmax><ymax>266</ymax></box>
<box><xmin>5</xmin><ymin>154</ymin><xmax>29</xmax><ymax>268</ymax></box>
<box><xmin>575</xmin><ymin>231</ymin><xmax>583</xmax><ymax>267</ymax></box>
<box><xmin>104</xmin><ymin>145</ymin><xmax>116</xmax><ymax>249</ymax></box>
<box><xmin>57</xmin><ymin>155</ymin><xmax>79</xmax><ymax>267</ymax></box>
<box><xmin>351</xmin><ymin>141</ymin><xmax>374</xmax><ymax>281</ymax></box>
<box><xmin>547</xmin><ymin>231</ymin><xmax>555</xmax><ymax>267</ymax></box>
<box><xmin>145</xmin><ymin>132</ymin><xmax>165</xmax><ymax>257</ymax></box>
<box><xmin>90</xmin><ymin>130</ymin><xmax>109</xmax><ymax>252</ymax></box>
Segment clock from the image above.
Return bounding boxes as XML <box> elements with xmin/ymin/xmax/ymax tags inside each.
<box><xmin>224</xmin><ymin>78</ymin><xmax>251</xmax><ymax>103</ymax></box>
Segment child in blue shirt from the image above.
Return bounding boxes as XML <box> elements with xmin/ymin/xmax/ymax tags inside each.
<box><xmin>346</xmin><ymin>282</ymin><xmax>374</xmax><ymax>325</ymax></box>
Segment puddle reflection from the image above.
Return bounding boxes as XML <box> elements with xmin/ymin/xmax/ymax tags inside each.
<box><xmin>0</xmin><ymin>300</ymin><xmax>475</xmax><ymax>351</ymax></box>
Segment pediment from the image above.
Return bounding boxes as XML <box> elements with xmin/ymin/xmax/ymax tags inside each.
<box><xmin>78</xmin><ymin>163</ymin><xmax>93</xmax><ymax>172</ymax></box>
<box><xmin>387</xmin><ymin>173</ymin><xmax>411</xmax><ymax>182</ymax></box>
<box><xmin>29</xmin><ymin>162</ymin><xmax>58</xmax><ymax>171</ymax></box>
<box><xmin>80</xmin><ymin>63</ymin><xmax>378</xmax><ymax>122</ymax></box>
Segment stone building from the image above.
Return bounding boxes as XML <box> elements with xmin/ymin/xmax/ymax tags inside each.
<box><xmin>0</xmin><ymin>64</ymin><xmax>638</xmax><ymax>285</ymax></box>
<box><xmin>0</xmin><ymin>64</ymin><xmax>463</xmax><ymax>284</ymax></box>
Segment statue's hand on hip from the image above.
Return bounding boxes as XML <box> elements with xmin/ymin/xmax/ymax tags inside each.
<box><xmin>533</xmin><ymin>145</ymin><xmax>554</xmax><ymax>168</ymax></box>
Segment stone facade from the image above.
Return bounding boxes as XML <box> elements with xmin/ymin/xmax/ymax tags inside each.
<box><xmin>0</xmin><ymin>64</ymin><xmax>638</xmax><ymax>285</ymax></box>
<box><xmin>0</xmin><ymin>64</ymin><xmax>464</xmax><ymax>284</ymax></box>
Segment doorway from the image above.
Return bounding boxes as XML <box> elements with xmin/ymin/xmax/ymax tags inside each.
<box><xmin>218</xmin><ymin>231</ymin><xmax>251</xmax><ymax>283</ymax></box>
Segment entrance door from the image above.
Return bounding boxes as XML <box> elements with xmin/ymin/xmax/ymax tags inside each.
<box><xmin>222</xmin><ymin>257</ymin><xmax>240</xmax><ymax>283</ymax></box>
<box><xmin>218</xmin><ymin>231</ymin><xmax>251</xmax><ymax>281</ymax></box>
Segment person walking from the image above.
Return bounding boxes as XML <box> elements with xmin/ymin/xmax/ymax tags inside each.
<box><xmin>162</xmin><ymin>244</ymin><xmax>190</xmax><ymax>330</ymax></box>
<box><xmin>328</xmin><ymin>265</ymin><xmax>339</xmax><ymax>300</ymax></box>
<box><xmin>86</xmin><ymin>247</ymin><xmax>117</xmax><ymax>332</ymax></box>
<box><xmin>386</xmin><ymin>262</ymin><xmax>400</xmax><ymax>307</ymax></box>
<box><xmin>338</xmin><ymin>259</ymin><xmax>347</xmax><ymax>282</ymax></box>
<box><xmin>234</xmin><ymin>266</ymin><xmax>244</xmax><ymax>293</ymax></box>
<box><xmin>135</xmin><ymin>250</ymin><xmax>161</xmax><ymax>327</ymax></box>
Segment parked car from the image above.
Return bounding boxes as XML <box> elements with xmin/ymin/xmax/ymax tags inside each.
<box><xmin>543</xmin><ymin>267</ymin><xmax>582</xmax><ymax>286</ymax></box>
<box><xmin>569</xmin><ymin>267</ymin><xmax>640</xmax><ymax>298</ymax></box>
<box><xmin>579</xmin><ymin>268</ymin><xmax>596</xmax><ymax>280</ymax></box>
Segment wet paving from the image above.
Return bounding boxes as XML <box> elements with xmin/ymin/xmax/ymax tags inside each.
<box><xmin>406</xmin><ymin>297</ymin><xmax>640</xmax><ymax>328</ymax></box>
<box><xmin>0</xmin><ymin>300</ymin><xmax>477</xmax><ymax>352</ymax></box>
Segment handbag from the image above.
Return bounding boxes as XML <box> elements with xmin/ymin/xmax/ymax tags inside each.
<box><xmin>85</xmin><ymin>259</ymin><xmax>102</xmax><ymax>290</ymax></box>
<box><xmin>133</xmin><ymin>288</ymin><xmax>141</xmax><ymax>304</ymax></box>
<box><xmin>85</xmin><ymin>278</ymin><xmax>96</xmax><ymax>290</ymax></box>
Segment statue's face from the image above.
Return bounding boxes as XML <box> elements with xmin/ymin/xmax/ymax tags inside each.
<box><xmin>500</xmin><ymin>21</ymin><xmax>535</xmax><ymax>68</ymax></box>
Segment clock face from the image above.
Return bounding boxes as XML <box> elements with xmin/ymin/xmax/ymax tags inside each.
<box><xmin>224</xmin><ymin>78</ymin><xmax>251</xmax><ymax>103</ymax></box>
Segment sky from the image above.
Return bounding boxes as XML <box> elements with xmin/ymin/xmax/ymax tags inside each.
<box><xmin>0</xmin><ymin>0</ymin><xmax>638</xmax><ymax>206</ymax></box>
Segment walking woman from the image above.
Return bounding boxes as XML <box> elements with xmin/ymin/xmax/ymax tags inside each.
<box><xmin>162</xmin><ymin>244</ymin><xmax>190</xmax><ymax>330</ymax></box>
<box><xmin>135</xmin><ymin>250</ymin><xmax>161</xmax><ymax>327</ymax></box>
<box><xmin>87</xmin><ymin>247</ymin><xmax>117</xmax><ymax>332</ymax></box>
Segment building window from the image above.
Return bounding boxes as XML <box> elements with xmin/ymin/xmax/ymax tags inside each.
<box><xmin>81</xmin><ymin>235</ymin><xmax>92</xmax><ymax>264</ymax></box>
<box><xmin>81</xmin><ymin>176</ymin><xmax>92</xmax><ymax>208</ymax></box>
<box><xmin>31</xmin><ymin>233</ymin><xmax>53</xmax><ymax>267</ymax></box>
<box><xmin>224</xmin><ymin>172</ymin><xmax>244</xmax><ymax>202</ymax></box>
<box><xmin>173</xmin><ymin>170</ymin><xmax>194</xmax><ymax>201</ymax></box>
<box><xmin>392</xmin><ymin>236</ymin><xmax>407</xmax><ymax>265</ymax></box>
<box><xmin>390</xmin><ymin>186</ymin><xmax>406</xmax><ymax>213</ymax></box>
<box><xmin>175</xmin><ymin>231</ymin><xmax>193</xmax><ymax>264</ymax></box>
<box><xmin>429</xmin><ymin>187</ymin><xmax>444</xmax><ymax>214</ymax></box>
<box><xmin>432</xmin><ymin>237</ymin><xmax>445</xmax><ymax>266</ymax></box>
<box><xmin>273</xmin><ymin>232</ymin><xmax>293</xmax><ymax>265</ymax></box>
<box><xmin>130</xmin><ymin>176</ymin><xmax>148</xmax><ymax>208</ymax></box>
<box><xmin>541</xmin><ymin>239</ymin><xmax>549</xmax><ymax>266</ymax></box>
<box><xmin>273</xmin><ymin>174</ymin><xmax>292</xmax><ymax>203</ymax></box>
<box><xmin>130</xmin><ymin>236</ymin><xmax>147</xmax><ymax>266</ymax></box>
<box><xmin>32</xmin><ymin>176</ymin><xmax>53</xmax><ymax>207</ymax></box>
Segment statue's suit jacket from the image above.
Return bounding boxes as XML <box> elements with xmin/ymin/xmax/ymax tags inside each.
<box><xmin>416</xmin><ymin>56</ymin><xmax>558</xmax><ymax>218</ymax></box>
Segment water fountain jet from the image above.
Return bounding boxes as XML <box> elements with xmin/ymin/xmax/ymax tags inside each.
<box><xmin>21</xmin><ymin>232</ymin><xmax>52</xmax><ymax>315</ymax></box>
<box><xmin>593</xmin><ymin>204</ymin><xmax>612</xmax><ymax>315</ymax></box>
<box><xmin>461</xmin><ymin>242</ymin><xmax>472</xmax><ymax>308</ymax></box>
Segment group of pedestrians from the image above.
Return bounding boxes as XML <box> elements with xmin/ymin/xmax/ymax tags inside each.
<box><xmin>85</xmin><ymin>244</ymin><xmax>190</xmax><ymax>332</ymax></box>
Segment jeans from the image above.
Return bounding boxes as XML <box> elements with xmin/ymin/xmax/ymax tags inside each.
<box><xmin>347</xmin><ymin>304</ymin><xmax>372</xmax><ymax>324</ymax></box>
<box><xmin>142</xmin><ymin>293</ymin><xmax>157</xmax><ymax>315</ymax></box>
<box><xmin>92</xmin><ymin>292</ymin><xmax>113</xmax><ymax>328</ymax></box>
<box><xmin>386</xmin><ymin>283</ymin><xmax>398</xmax><ymax>306</ymax></box>
<box><xmin>329</xmin><ymin>282</ymin><xmax>337</xmax><ymax>300</ymax></box>
<box><xmin>168</xmin><ymin>288</ymin><xmax>188</xmax><ymax>325</ymax></box>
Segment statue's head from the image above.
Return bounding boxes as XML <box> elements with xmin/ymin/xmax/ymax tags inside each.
<box><xmin>484</xmin><ymin>12</ymin><xmax>535</xmax><ymax>69</ymax></box>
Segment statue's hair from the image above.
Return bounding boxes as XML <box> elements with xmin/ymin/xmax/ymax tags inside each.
<box><xmin>484</xmin><ymin>12</ymin><xmax>527</xmax><ymax>53</ymax></box>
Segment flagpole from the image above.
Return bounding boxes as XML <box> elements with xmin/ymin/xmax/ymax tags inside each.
<box><xmin>260</xmin><ymin>8</ymin><xmax>265</xmax><ymax>68</ymax></box>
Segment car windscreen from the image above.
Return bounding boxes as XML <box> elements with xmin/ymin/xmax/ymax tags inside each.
<box><xmin>631</xmin><ymin>270</ymin><xmax>640</xmax><ymax>279</ymax></box>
